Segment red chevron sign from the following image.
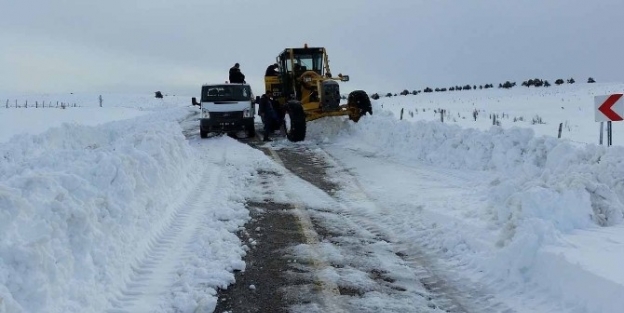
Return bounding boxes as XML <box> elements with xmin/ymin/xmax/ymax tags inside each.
<box><xmin>595</xmin><ymin>94</ymin><xmax>624</xmax><ymax>122</ymax></box>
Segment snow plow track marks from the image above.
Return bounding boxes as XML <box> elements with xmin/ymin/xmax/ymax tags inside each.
<box><xmin>268</xmin><ymin>145</ymin><xmax>516</xmax><ymax>313</ymax></box>
<box><xmin>105</xmin><ymin>150</ymin><xmax>227</xmax><ymax>313</ymax></box>
<box><xmin>264</xmin><ymin>149</ymin><xmax>349</xmax><ymax>313</ymax></box>
<box><xmin>214</xmin><ymin>170</ymin><xmax>344</xmax><ymax>313</ymax></box>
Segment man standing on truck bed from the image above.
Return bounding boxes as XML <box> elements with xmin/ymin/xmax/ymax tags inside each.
<box><xmin>229</xmin><ymin>63</ymin><xmax>245</xmax><ymax>83</ymax></box>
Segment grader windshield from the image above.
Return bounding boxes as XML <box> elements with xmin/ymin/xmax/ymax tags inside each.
<box><xmin>279</xmin><ymin>47</ymin><xmax>326</xmax><ymax>76</ymax></box>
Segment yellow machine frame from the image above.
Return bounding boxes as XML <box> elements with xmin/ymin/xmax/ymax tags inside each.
<box><xmin>264</xmin><ymin>46</ymin><xmax>359</xmax><ymax>122</ymax></box>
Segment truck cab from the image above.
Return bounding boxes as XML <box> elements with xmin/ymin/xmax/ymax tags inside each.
<box><xmin>192</xmin><ymin>83</ymin><xmax>256</xmax><ymax>138</ymax></box>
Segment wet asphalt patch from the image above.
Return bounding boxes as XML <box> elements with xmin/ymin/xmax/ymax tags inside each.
<box><xmin>214</xmin><ymin>201</ymin><xmax>304</xmax><ymax>313</ymax></box>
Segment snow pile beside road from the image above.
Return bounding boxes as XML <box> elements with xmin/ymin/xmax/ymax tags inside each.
<box><xmin>0</xmin><ymin>116</ymin><xmax>198</xmax><ymax>312</ymax></box>
<box><xmin>0</xmin><ymin>109</ymin><xmax>263</xmax><ymax>312</ymax></box>
<box><xmin>312</xmin><ymin>111</ymin><xmax>624</xmax><ymax>230</ymax></box>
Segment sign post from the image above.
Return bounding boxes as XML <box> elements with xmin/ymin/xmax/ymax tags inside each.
<box><xmin>608</xmin><ymin>121</ymin><xmax>613</xmax><ymax>146</ymax></box>
<box><xmin>595</xmin><ymin>94</ymin><xmax>624</xmax><ymax>146</ymax></box>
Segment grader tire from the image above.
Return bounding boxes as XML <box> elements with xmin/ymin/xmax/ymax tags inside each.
<box><xmin>283</xmin><ymin>100</ymin><xmax>306</xmax><ymax>142</ymax></box>
<box><xmin>347</xmin><ymin>90</ymin><xmax>373</xmax><ymax>123</ymax></box>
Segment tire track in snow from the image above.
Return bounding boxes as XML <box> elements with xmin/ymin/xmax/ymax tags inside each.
<box><xmin>270</xmin><ymin>144</ymin><xmax>515</xmax><ymax>313</ymax></box>
<box><xmin>335</xmin><ymin>208</ymin><xmax>514</xmax><ymax>313</ymax></box>
<box><xmin>105</xmin><ymin>149</ymin><xmax>227</xmax><ymax>313</ymax></box>
<box><xmin>316</xmin><ymin>146</ymin><xmax>517</xmax><ymax>313</ymax></box>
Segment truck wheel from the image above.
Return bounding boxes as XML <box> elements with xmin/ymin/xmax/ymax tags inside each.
<box><xmin>283</xmin><ymin>100</ymin><xmax>306</xmax><ymax>142</ymax></box>
<box><xmin>246</xmin><ymin>123</ymin><xmax>256</xmax><ymax>138</ymax></box>
<box><xmin>200</xmin><ymin>127</ymin><xmax>208</xmax><ymax>138</ymax></box>
<box><xmin>347</xmin><ymin>90</ymin><xmax>372</xmax><ymax>123</ymax></box>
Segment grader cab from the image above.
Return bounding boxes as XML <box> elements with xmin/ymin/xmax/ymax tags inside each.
<box><xmin>264</xmin><ymin>45</ymin><xmax>372</xmax><ymax>142</ymax></box>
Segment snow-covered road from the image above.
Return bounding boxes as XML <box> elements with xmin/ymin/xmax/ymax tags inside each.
<box><xmin>254</xmin><ymin>142</ymin><xmax>514</xmax><ymax>312</ymax></box>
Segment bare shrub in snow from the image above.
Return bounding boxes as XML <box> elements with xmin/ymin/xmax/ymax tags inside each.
<box><xmin>531</xmin><ymin>115</ymin><xmax>544</xmax><ymax>125</ymax></box>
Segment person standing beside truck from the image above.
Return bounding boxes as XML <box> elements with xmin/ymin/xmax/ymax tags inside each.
<box><xmin>258</xmin><ymin>90</ymin><xmax>278</xmax><ymax>141</ymax></box>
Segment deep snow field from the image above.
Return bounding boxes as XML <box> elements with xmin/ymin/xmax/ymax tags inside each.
<box><xmin>369</xmin><ymin>83</ymin><xmax>624</xmax><ymax>146</ymax></box>
<box><xmin>2</xmin><ymin>83</ymin><xmax>624</xmax><ymax>313</ymax></box>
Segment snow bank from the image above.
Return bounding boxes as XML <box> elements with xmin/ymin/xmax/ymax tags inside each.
<box><xmin>0</xmin><ymin>113</ymin><xmax>200</xmax><ymax>312</ymax></box>
<box><xmin>310</xmin><ymin>111</ymin><xmax>624</xmax><ymax>231</ymax></box>
<box><xmin>306</xmin><ymin>110</ymin><xmax>624</xmax><ymax>312</ymax></box>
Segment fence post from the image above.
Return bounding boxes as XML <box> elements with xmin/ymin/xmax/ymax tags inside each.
<box><xmin>25</xmin><ymin>100</ymin><xmax>27</xmax><ymax>108</ymax></box>
<box><xmin>36</xmin><ymin>101</ymin><xmax>38</xmax><ymax>108</ymax></box>
<box><xmin>5</xmin><ymin>99</ymin><xmax>7</xmax><ymax>108</ymax></box>
<box><xmin>441</xmin><ymin>109</ymin><xmax>444</xmax><ymax>123</ymax></box>
<box><xmin>600</xmin><ymin>122</ymin><xmax>604</xmax><ymax>145</ymax></box>
<box><xmin>400</xmin><ymin>108</ymin><xmax>404</xmax><ymax>120</ymax></box>
<box><xmin>558</xmin><ymin>123</ymin><xmax>563</xmax><ymax>138</ymax></box>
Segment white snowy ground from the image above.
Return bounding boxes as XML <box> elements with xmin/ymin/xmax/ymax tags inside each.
<box><xmin>1</xmin><ymin>83</ymin><xmax>624</xmax><ymax>312</ymax></box>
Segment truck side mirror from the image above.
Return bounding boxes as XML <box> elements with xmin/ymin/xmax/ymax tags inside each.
<box><xmin>255</xmin><ymin>96</ymin><xmax>261</xmax><ymax>104</ymax></box>
<box><xmin>192</xmin><ymin>97</ymin><xmax>199</xmax><ymax>106</ymax></box>
<box><xmin>341</xmin><ymin>75</ymin><xmax>350</xmax><ymax>82</ymax></box>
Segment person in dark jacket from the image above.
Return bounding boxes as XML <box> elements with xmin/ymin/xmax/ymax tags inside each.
<box><xmin>265</xmin><ymin>63</ymin><xmax>279</xmax><ymax>76</ymax></box>
<box><xmin>229</xmin><ymin>63</ymin><xmax>245</xmax><ymax>83</ymax></box>
<box><xmin>258</xmin><ymin>90</ymin><xmax>278</xmax><ymax>141</ymax></box>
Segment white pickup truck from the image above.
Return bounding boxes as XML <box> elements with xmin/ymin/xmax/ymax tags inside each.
<box><xmin>192</xmin><ymin>83</ymin><xmax>256</xmax><ymax>138</ymax></box>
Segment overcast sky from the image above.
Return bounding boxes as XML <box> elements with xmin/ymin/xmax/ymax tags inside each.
<box><xmin>1</xmin><ymin>0</ymin><xmax>623</xmax><ymax>96</ymax></box>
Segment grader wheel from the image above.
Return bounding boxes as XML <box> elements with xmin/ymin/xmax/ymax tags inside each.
<box><xmin>347</xmin><ymin>90</ymin><xmax>373</xmax><ymax>122</ymax></box>
<box><xmin>283</xmin><ymin>100</ymin><xmax>307</xmax><ymax>142</ymax></box>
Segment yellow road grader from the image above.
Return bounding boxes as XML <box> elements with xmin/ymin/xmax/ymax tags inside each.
<box><xmin>264</xmin><ymin>45</ymin><xmax>372</xmax><ymax>141</ymax></box>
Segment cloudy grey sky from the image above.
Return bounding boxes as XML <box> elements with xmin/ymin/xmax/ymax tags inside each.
<box><xmin>1</xmin><ymin>0</ymin><xmax>623</xmax><ymax>96</ymax></box>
